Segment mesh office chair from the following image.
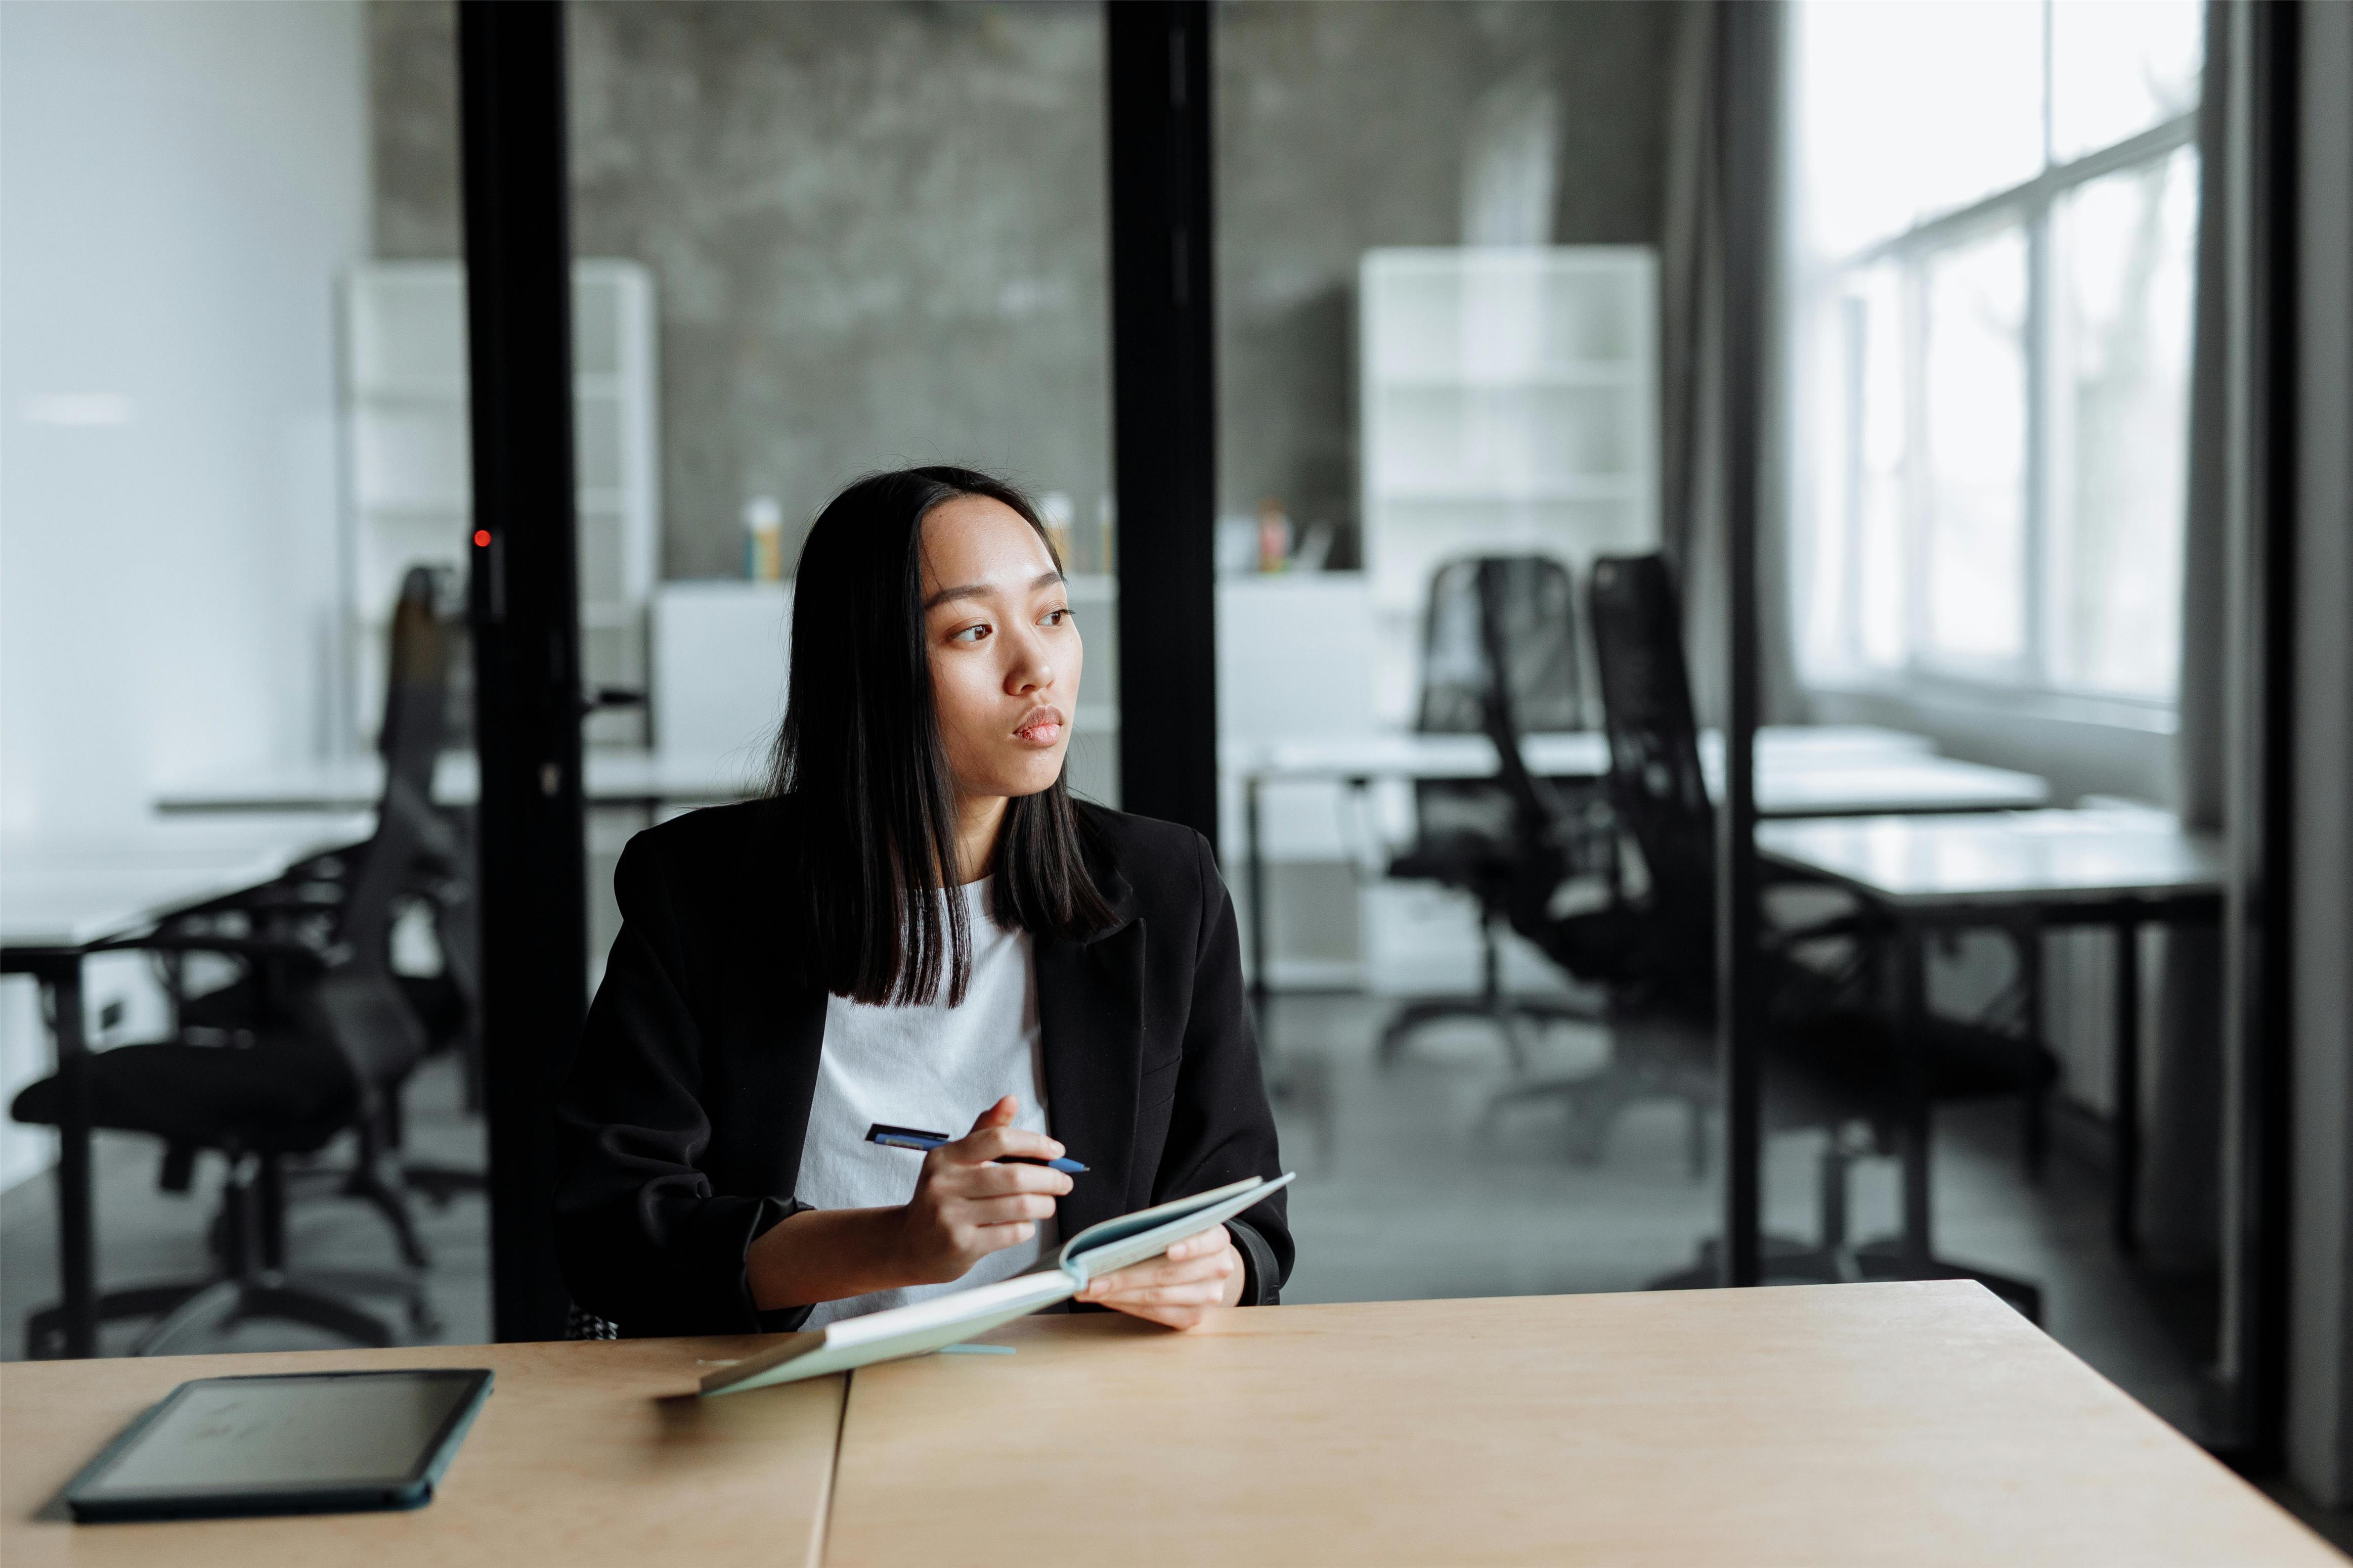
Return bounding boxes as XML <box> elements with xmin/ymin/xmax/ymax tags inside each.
<box><xmin>1376</xmin><ymin>557</ymin><xmax>1611</xmax><ymax>1069</ymax></box>
<box><xmin>10</xmin><ymin>760</ymin><xmax>443</xmax><ymax>1355</ymax></box>
<box><xmin>1494</xmin><ymin>554</ymin><xmax>2056</xmax><ymax>1301</ymax></box>
<box><xmin>167</xmin><ymin>568</ymin><xmax>481</xmax><ymax>1256</ymax></box>
<box><xmin>8</xmin><ymin>575</ymin><xmax>466</xmax><ymax>1355</ymax></box>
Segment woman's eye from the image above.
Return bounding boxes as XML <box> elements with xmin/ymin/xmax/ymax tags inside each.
<box><xmin>1040</xmin><ymin>607</ymin><xmax>1072</xmax><ymax>628</ymax></box>
<box><xmin>949</xmin><ymin>623</ymin><xmax>990</xmax><ymax>644</ymax></box>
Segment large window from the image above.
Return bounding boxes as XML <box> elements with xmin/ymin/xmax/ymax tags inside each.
<box><xmin>1790</xmin><ymin>0</ymin><xmax>2203</xmax><ymax>705</ymax></box>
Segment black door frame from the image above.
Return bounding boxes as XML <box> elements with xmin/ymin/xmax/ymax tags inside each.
<box><xmin>457</xmin><ymin>0</ymin><xmax>585</xmax><ymax>1344</ymax></box>
<box><xmin>1106</xmin><ymin>0</ymin><xmax>1220</xmax><ymax>849</ymax></box>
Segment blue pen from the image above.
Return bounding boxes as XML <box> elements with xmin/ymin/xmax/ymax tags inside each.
<box><xmin>866</xmin><ymin>1122</ymin><xmax>1087</xmax><ymax>1174</ymax></box>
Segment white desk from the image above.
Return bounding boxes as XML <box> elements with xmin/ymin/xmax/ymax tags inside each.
<box><xmin>1242</xmin><ymin>722</ymin><xmax>1932</xmax><ymax>781</ymax></box>
<box><xmin>1234</xmin><ymin>727</ymin><xmax>2049</xmax><ymax>1036</ymax></box>
<box><xmin>1</xmin><ymin>817</ymin><xmax>371</xmax><ymax>1359</ymax></box>
<box><xmin>1756</xmin><ymin>807</ymin><xmax>2226</xmax><ymax>910</ymax></box>
<box><xmin>153</xmin><ymin>751</ymin><xmax>765</xmax><ymax>814</ymax></box>
<box><xmin>1</xmin><ymin>818</ymin><xmax>375</xmax><ymax>947</ymax></box>
<box><xmin>1238</xmin><ymin>724</ymin><xmax>2041</xmax><ymax>816</ymax></box>
<box><xmin>1758</xmin><ymin>807</ymin><xmax>2226</xmax><ymax>1259</ymax></box>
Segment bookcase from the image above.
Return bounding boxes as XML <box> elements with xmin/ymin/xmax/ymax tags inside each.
<box><xmin>340</xmin><ymin>259</ymin><xmax>659</xmax><ymax>749</ymax></box>
<box><xmin>1357</xmin><ymin>246</ymin><xmax>1659</xmax><ymax>723</ymax></box>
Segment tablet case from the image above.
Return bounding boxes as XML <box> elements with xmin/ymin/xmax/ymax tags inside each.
<box><xmin>63</xmin><ymin>1368</ymin><xmax>494</xmax><ymax>1523</ymax></box>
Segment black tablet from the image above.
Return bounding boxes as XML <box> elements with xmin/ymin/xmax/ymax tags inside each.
<box><xmin>63</xmin><ymin>1368</ymin><xmax>494</xmax><ymax>1523</ymax></box>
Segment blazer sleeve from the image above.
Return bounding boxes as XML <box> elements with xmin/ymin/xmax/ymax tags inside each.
<box><xmin>553</xmin><ymin>835</ymin><xmax>807</xmax><ymax>1336</ymax></box>
<box><xmin>1149</xmin><ymin>830</ymin><xmax>1295</xmax><ymax>1303</ymax></box>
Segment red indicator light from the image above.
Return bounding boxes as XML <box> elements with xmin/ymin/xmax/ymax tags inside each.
<box><xmin>472</xmin><ymin>529</ymin><xmax>491</xmax><ymax>547</ymax></box>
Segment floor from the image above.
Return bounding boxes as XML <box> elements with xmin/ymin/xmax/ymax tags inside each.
<box><xmin>3</xmin><ymin>998</ymin><xmax>2347</xmax><ymax>1551</ymax></box>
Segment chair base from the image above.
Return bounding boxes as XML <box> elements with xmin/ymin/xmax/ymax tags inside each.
<box><xmin>283</xmin><ymin>1158</ymin><xmax>437</xmax><ymax>1268</ymax></box>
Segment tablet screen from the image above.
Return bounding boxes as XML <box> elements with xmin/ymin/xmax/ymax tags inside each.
<box><xmin>78</xmin><ymin>1371</ymin><xmax>485</xmax><ymax>1500</ymax></box>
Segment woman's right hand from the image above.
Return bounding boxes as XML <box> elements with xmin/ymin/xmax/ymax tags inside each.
<box><xmin>894</xmin><ymin>1096</ymin><xmax>1073</xmax><ymax>1284</ymax></box>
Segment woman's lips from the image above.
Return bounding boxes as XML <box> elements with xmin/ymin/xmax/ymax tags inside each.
<box><xmin>1014</xmin><ymin>707</ymin><xmax>1067</xmax><ymax>746</ymax></box>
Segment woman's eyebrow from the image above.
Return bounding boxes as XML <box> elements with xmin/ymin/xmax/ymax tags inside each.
<box><xmin>923</xmin><ymin>568</ymin><xmax>1065</xmax><ymax>612</ymax></box>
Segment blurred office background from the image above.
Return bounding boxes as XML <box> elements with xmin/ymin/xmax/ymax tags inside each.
<box><xmin>2</xmin><ymin>0</ymin><xmax>2347</xmax><ymax>1535</ymax></box>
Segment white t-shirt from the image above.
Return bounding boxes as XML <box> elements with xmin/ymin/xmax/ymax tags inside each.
<box><xmin>793</xmin><ymin>878</ymin><xmax>1058</xmax><ymax>1328</ymax></box>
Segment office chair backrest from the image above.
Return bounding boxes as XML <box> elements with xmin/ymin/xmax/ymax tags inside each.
<box><xmin>1415</xmin><ymin>557</ymin><xmax>1583</xmax><ymax>735</ymax></box>
<box><xmin>379</xmin><ymin>566</ymin><xmax>450</xmax><ymax>792</ymax></box>
<box><xmin>305</xmin><ymin>567</ymin><xmax>451</xmax><ymax>1098</ymax></box>
<box><xmin>1407</xmin><ymin>556</ymin><xmax>1583</xmax><ymax>853</ymax></box>
<box><xmin>1586</xmin><ymin>554</ymin><xmax>1714</xmax><ymax>928</ymax></box>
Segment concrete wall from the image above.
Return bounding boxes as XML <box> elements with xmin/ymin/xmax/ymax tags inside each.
<box><xmin>1214</xmin><ymin>1</ymin><xmax>1677</xmax><ymax>548</ymax></box>
<box><xmin>0</xmin><ymin>0</ymin><xmax>370</xmax><ymax>1191</ymax></box>
<box><xmin>367</xmin><ymin>0</ymin><xmax>1678</xmax><ymax>576</ymax></box>
<box><xmin>371</xmin><ymin>0</ymin><xmax>1112</xmax><ymax>579</ymax></box>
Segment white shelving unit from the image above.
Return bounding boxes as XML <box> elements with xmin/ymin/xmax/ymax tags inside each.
<box><xmin>341</xmin><ymin>259</ymin><xmax>659</xmax><ymax>749</ymax></box>
<box><xmin>1358</xmin><ymin>246</ymin><xmax>1659</xmax><ymax>724</ymax></box>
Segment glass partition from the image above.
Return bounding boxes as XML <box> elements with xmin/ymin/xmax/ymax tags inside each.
<box><xmin>1213</xmin><ymin>0</ymin><xmax>1707</xmax><ymax>1304</ymax></box>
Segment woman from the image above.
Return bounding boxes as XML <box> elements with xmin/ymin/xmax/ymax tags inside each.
<box><xmin>554</xmin><ymin>466</ymin><xmax>1291</xmax><ymax>1336</ymax></box>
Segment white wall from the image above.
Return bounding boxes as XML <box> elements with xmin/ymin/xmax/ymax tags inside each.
<box><xmin>0</xmin><ymin>1</ymin><xmax>370</xmax><ymax>1191</ymax></box>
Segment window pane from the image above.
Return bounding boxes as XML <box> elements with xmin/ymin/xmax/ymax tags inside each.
<box><xmin>1922</xmin><ymin>226</ymin><xmax>2028</xmax><ymax>668</ymax></box>
<box><xmin>1852</xmin><ymin>266</ymin><xmax>1909</xmax><ymax>670</ymax></box>
<box><xmin>2047</xmin><ymin>147</ymin><xmax>2196</xmax><ymax>698</ymax></box>
<box><xmin>1793</xmin><ymin>0</ymin><xmax>2043</xmax><ymax>256</ymax></box>
<box><xmin>2051</xmin><ymin>1</ymin><xmax>2203</xmax><ymax>162</ymax></box>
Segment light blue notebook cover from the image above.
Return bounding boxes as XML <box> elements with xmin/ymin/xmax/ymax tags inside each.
<box><xmin>699</xmin><ymin>1172</ymin><xmax>1295</xmax><ymax>1397</ymax></box>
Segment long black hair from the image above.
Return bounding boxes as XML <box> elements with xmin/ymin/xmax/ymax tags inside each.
<box><xmin>771</xmin><ymin>466</ymin><xmax>1116</xmax><ymax>1006</ymax></box>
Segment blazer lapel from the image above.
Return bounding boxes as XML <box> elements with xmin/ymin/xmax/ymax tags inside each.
<box><xmin>1035</xmin><ymin>917</ymin><xmax>1146</xmax><ymax>1242</ymax></box>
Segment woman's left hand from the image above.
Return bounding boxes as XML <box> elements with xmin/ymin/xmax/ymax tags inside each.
<box><xmin>1075</xmin><ymin>1224</ymin><xmax>1245</xmax><ymax>1328</ymax></box>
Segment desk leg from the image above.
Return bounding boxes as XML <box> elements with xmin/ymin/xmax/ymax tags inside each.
<box><xmin>46</xmin><ymin>958</ymin><xmax>96</xmax><ymax>1358</ymax></box>
<box><xmin>1898</xmin><ymin>924</ymin><xmax>1933</xmax><ymax>1271</ymax></box>
<box><xmin>1245</xmin><ymin>774</ymin><xmax>1270</xmax><ymax>1053</ymax></box>
<box><xmin>2112</xmin><ymin>920</ymin><xmax>2142</xmax><ymax>1255</ymax></box>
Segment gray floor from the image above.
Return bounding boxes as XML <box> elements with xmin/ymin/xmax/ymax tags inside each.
<box><xmin>4</xmin><ymin>997</ymin><xmax>2347</xmax><ymax>1551</ymax></box>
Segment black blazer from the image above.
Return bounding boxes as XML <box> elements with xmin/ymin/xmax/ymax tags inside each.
<box><xmin>553</xmin><ymin>796</ymin><xmax>1293</xmax><ymax>1337</ymax></box>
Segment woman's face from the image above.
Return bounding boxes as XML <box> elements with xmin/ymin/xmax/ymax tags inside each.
<box><xmin>919</xmin><ymin>495</ymin><xmax>1082</xmax><ymax>804</ymax></box>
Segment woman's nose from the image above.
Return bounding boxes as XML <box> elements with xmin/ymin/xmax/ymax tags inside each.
<box><xmin>1003</xmin><ymin>629</ymin><xmax>1052</xmax><ymax>693</ymax></box>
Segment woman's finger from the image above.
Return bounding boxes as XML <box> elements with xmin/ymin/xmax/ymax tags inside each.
<box><xmin>953</xmin><ymin>1124</ymin><xmax>1068</xmax><ymax>1166</ymax></box>
<box><xmin>1080</xmin><ymin>1249</ymin><xmax>1233</xmax><ymax>1299</ymax></box>
<box><xmin>957</xmin><ymin>1193</ymin><xmax>1059</xmax><ymax>1227</ymax></box>
<box><xmin>1092</xmin><ymin>1279</ymin><xmax>1229</xmax><ymax>1308</ymax></box>
<box><xmin>943</xmin><ymin>1162</ymin><xmax>1072</xmax><ymax>1200</ymax></box>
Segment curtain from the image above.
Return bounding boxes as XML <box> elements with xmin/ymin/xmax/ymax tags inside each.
<box><xmin>1658</xmin><ymin>0</ymin><xmax>1802</xmax><ymax>729</ymax></box>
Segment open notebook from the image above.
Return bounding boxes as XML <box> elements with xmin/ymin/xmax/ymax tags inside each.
<box><xmin>699</xmin><ymin>1172</ymin><xmax>1295</xmax><ymax>1397</ymax></box>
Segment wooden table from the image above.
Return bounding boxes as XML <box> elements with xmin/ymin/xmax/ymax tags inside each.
<box><xmin>0</xmin><ymin>1335</ymin><xmax>842</xmax><ymax>1568</ymax></box>
<box><xmin>1759</xmin><ymin>808</ymin><xmax>2226</xmax><ymax>1257</ymax></box>
<box><xmin>3</xmin><ymin>1286</ymin><xmax>2334</xmax><ymax>1566</ymax></box>
<box><xmin>837</xmin><ymin>1284</ymin><xmax>2328</xmax><ymax>1565</ymax></box>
